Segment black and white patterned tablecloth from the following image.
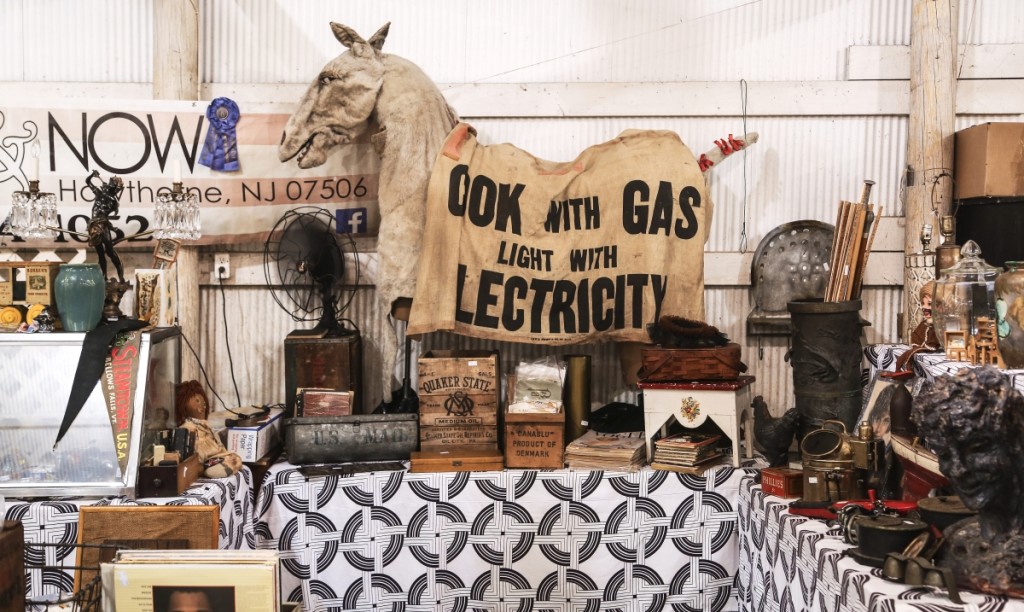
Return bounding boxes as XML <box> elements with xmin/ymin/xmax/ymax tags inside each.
<box><xmin>736</xmin><ymin>474</ymin><xmax>1021</xmax><ymax>612</ymax></box>
<box><xmin>6</xmin><ymin>467</ymin><xmax>254</xmax><ymax>603</ymax></box>
<box><xmin>865</xmin><ymin>343</ymin><xmax>1024</xmax><ymax>392</ymax></box>
<box><xmin>255</xmin><ymin>461</ymin><xmax>759</xmax><ymax>612</ymax></box>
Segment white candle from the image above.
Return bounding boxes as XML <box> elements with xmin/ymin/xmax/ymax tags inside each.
<box><xmin>30</xmin><ymin>141</ymin><xmax>40</xmax><ymax>181</ymax></box>
<box><xmin>173</xmin><ymin>159</ymin><xmax>182</xmax><ymax>183</ymax></box>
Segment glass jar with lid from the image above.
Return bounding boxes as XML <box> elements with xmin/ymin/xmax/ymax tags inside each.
<box><xmin>931</xmin><ymin>240</ymin><xmax>999</xmax><ymax>348</ymax></box>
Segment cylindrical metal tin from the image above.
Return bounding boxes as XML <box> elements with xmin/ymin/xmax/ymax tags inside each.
<box><xmin>563</xmin><ymin>354</ymin><xmax>591</xmax><ymax>444</ymax></box>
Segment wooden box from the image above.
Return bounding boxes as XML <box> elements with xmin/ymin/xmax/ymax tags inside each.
<box><xmin>284</xmin><ymin>330</ymin><xmax>363</xmax><ymax>417</ymax></box>
<box><xmin>418</xmin><ymin>350</ymin><xmax>500</xmax><ymax>450</ymax></box>
<box><xmin>408</xmin><ymin>449</ymin><xmax>504</xmax><ymax>473</ymax></box>
<box><xmin>761</xmin><ymin>467</ymin><xmax>804</xmax><ymax>498</ymax></box>
<box><xmin>505</xmin><ymin>409</ymin><xmax>565</xmax><ymax>468</ymax></box>
<box><xmin>136</xmin><ymin>453</ymin><xmax>202</xmax><ymax>498</ymax></box>
<box><xmin>0</xmin><ymin>521</ymin><xmax>25</xmax><ymax>612</ymax></box>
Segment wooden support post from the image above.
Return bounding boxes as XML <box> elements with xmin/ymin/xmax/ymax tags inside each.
<box><xmin>154</xmin><ymin>0</ymin><xmax>201</xmax><ymax>382</ymax></box>
<box><xmin>905</xmin><ymin>0</ymin><xmax>957</xmax><ymax>338</ymax></box>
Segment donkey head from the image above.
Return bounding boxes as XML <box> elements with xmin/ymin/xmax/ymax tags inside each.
<box><xmin>279</xmin><ymin>22</ymin><xmax>390</xmax><ymax>168</ymax></box>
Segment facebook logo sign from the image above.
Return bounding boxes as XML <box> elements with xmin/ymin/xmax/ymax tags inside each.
<box><xmin>336</xmin><ymin>207</ymin><xmax>368</xmax><ymax>234</ymax></box>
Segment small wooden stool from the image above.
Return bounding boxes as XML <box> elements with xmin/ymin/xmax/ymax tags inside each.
<box><xmin>638</xmin><ymin>376</ymin><xmax>756</xmax><ymax>467</ymax></box>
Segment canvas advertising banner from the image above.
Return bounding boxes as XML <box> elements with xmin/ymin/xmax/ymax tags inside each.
<box><xmin>0</xmin><ymin>100</ymin><xmax>379</xmax><ymax>246</ymax></box>
<box><xmin>408</xmin><ymin>123</ymin><xmax>710</xmax><ymax>344</ymax></box>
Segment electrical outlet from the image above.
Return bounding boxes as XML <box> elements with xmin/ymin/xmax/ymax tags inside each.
<box><xmin>214</xmin><ymin>253</ymin><xmax>231</xmax><ymax>279</ymax></box>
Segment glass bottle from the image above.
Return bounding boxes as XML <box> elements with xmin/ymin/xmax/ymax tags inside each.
<box><xmin>931</xmin><ymin>240</ymin><xmax>999</xmax><ymax>348</ymax></box>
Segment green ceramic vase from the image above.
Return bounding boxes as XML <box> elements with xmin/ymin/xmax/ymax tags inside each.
<box><xmin>54</xmin><ymin>263</ymin><xmax>105</xmax><ymax>332</ymax></box>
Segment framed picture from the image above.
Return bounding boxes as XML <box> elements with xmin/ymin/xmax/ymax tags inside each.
<box><xmin>857</xmin><ymin>374</ymin><xmax>906</xmax><ymax>445</ymax></box>
<box><xmin>76</xmin><ymin>505</ymin><xmax>219</xmax><ymax>592</ymax></box>
<box><xmin>104</xmin><ymin>552</ymin><xmax>279</xmax><ymax>612</ymax></box>
<box><xmin>153</xmin><ymin>238</ymin><xmax>181</xmax><ymax>267</ymax></box>
<box><xmin>152</xmin><ymin>585</ymin><xmax>236</xmax><ymax>612</ymax></box>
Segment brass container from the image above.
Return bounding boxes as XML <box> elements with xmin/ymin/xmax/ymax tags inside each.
<box><xmin>800</xmin><ymin>420</ymin><xmax>852</xmax><ymax>461</ymax></box>
<box><xmin>801</xmin><ymin>458</ymin><xmax>865</xmax><ymax>502</ymax></box>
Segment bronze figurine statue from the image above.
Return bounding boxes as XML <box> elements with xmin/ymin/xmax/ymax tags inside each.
<box><xmin>912</xmin><ymin>366</ymin><xmax>1024</xmax><ymax>597</ymax></box>
<box><xmin>85</xmin><ymin>170</ymin><xmax>126</xmax><ymax>282</ymax></box>
<box><xmin>84</xmin><ymin>170</ymin><xmax>131</xmax><ymax>320</ymax></box>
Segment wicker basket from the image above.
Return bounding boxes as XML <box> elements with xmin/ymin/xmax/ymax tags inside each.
<box><xmin>638</xmin><ymin>343</ymin><xmax>746</xmax><ymax>381</ymax></box>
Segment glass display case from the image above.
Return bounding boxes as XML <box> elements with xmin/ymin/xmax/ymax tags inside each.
<box><xmin>0</xmin><ymin>328</ymin><xmax>180</xmax><ymax>498</ymax></box>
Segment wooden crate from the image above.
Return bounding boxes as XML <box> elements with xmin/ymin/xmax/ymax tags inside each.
<box><xmin>409</xmin><ymin>449</ymin><xmax>504</xmax><ymax>473</ymax></box>
<box><xmin>418</xmin><ymin>350</ymin><xmax>501</xmax><ymax>448</ymax></box>
<box><xmin>419</xmin><ymin>424</ymin><xmax>499</xmax><ymax>450</ymax></box>
<box><xmin>0</xmin><ymin>521</ymin><xmax>25</xmax><ymax>612</ymax></box>
<box><xmin>505</xmin><ymin>409</ymin><xmax>565</xmax><ymax>468</ymax></box>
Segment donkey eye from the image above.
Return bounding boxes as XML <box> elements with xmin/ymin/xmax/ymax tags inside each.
<box><xmin>319</xmin><ymin>75</ymin><xmax>335</xmax><ymax>86</ymax></box>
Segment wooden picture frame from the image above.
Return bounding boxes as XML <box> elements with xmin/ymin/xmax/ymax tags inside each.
<box><xmin>75</xmin><ymin>505</ymin><xmax>219</xmax><ymax>592</ymax></box>
<box><xmin>152</xmin><ymin>238</ymin><xmax>181</xmax><ymax>267</ymax></box>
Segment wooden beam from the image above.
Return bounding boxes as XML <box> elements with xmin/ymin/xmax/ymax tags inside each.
<box><xmin>195</xmin><ymin>248</ymin><xmax>905</xmax><ymax>289</ymax></box>
<box><xmin>904</xmin><ymin>0</ymin><xmax>957</xmax><ymax>339</ymax></box>
<box><xmin>848</xmin><ymin>44</ymin><xmax>1024</xmax><ymax>81</ymax></box>
<box><xmin>153</xmin><ymin>0</ymin><xmax>202</xmax><ymax>382</ymax></box>
<box><xmin>3</xmin><ymin>80</ymin><xmax>1024</xmax><ymax>117</ymax></box>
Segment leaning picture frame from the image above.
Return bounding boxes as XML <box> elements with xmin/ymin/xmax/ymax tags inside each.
<box><xmin>152</xmin><ymin>238</ymin><xmax>181</xmax><ymax>268</ymax></box>
<box><xmin>75</xmin><ymin>505</ymin><xmax>219</xmax><ymax>593</ymax></box>
<box><xmin>857</xmin><ymin>373</ymin><xmax>905</xmax><ymax>445</ymax></box>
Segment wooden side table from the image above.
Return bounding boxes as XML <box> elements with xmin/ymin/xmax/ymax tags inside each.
<box><xmin>638</xmin><ymin>376</ymin><xmax>756</xmax><ymax>467</ymax></box>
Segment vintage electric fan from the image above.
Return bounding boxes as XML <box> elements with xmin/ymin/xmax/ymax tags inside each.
<box><xmin>264</xmin><ymin>207</ymin><xmax>362</xmax><ymax>415</ymax></box>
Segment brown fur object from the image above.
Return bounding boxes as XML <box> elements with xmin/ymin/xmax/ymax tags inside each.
<box><xmin>647</xmin><ymin>315</ymin><xmax>730</xmax><ymax>348</ymax></box>
<box><xmin>181</xmin><ymin>418</ymin><xmax>243</xmax><ymax>479</ymax></box>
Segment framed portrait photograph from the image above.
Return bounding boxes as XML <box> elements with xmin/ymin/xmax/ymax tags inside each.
<box><xmin>152</xmin><ymin>585</ymin><xmax>236</xmax><ymax>612</ymax></box>
<box><xmin>76</xmin><ymin>505</ymin><xmax>219</xmax><ymax>592</ymax></box>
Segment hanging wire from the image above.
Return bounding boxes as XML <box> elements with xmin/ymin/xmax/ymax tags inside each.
<box><xmin>739</xmin><ymin>78</ymin><xmax>750</xmax><ymax>253</ymax></box>
<box><xmin>219</xmin><ymin>275</ymin><xmax>243</xmax><ymax>407</ymax></box>
<box><xmin>178</xmin><ymin>325</ymin><xmax>238</xmax><ymax>415</ymax></box>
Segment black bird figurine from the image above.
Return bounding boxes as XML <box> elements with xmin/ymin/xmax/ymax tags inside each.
<box><xmin>752</xmin><ymin>396</ymin><xmax>800</xmax><ymax>467</ymax></box>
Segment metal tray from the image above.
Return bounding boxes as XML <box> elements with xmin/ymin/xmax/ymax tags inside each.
<box><xmin>284</xmin><ymin>414</ymin><xmax>418</xmax><ymax>464</ymax></box>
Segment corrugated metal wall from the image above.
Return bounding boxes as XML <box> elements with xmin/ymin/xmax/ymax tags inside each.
<box><xmin>3</xmin><ymin>0</ymin><xmax>1023</xmax><ymax>415</ymax></box>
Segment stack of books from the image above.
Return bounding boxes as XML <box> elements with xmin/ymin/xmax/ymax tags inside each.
<box><xmin>565</xmin><ymin>431</ymin><xmax>646</xmax><ymax>472</ymax></box>
<box><xmin>650</xmin><ymin>432</ymin><xmax>726</xmax><ymax>474</ymax></box>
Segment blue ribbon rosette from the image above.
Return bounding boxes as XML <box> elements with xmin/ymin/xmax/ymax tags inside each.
<box><xmin>199</xmin><ymin>97</ymin><xmax>241</xmax><ymax>172</ymax></box>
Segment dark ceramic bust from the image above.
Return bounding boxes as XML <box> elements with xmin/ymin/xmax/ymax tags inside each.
<box><xmin>912</xmin><ymin>366</ymin><xmax>1024</xmax><ymax>597</ymax></box>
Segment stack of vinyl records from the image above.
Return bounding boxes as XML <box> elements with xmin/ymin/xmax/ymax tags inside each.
<box><xmin>650</xmin><ymin>432</ymin><xmax>726</xmax><ymax>474</ymax></box>
<box><xmin>564</xmin><ymin>431</ymin><xmax>646</xmax><ymax>472</ymax></box>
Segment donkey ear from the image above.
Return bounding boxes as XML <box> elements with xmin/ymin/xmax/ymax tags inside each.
<box><xmin>330</xmin><ymin>22</ymin><xmax>366</xmax><ymax>48</ymax></box>
<box><xmin>367</xmin><ymin>22</ymin><xmax>391</xmax><ymax>52</ymax></box>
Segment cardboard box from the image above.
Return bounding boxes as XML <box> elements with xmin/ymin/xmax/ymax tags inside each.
<box><xmin>408</xmin><ymin>449</ymin><xmax>504</xmax><ymax>473</ymax></box>
<box><xmin>761</xmin><ymin>467</ymin><xmax>804</xmax><ymax>498</ymax></box>
<box><xmin>24</xmin><ymin>262</ymin><xmax>59</xmax><ymax>305</ymax></box>
<box><xmin>505</xmin><ymin>408</ymin><xmax>564</xmax><ymax>468</ymax></box>
<box><xmin>226</xmin><ymin>408</ymin><xmax>284</xmax><ymax>462</ymax></box>
<box><xmin>955</xmin><ymin>122</ymin><xmax>1024</xmax><ymax>199</ymax></box>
